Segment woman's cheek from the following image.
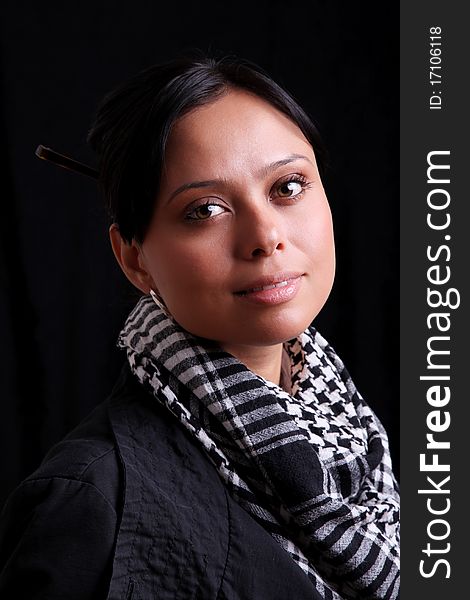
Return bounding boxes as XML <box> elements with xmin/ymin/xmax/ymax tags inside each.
<box><xmin>159</xmin><ymin>247</ymin><xmax>216</xmax><ymax>296</ymax></box>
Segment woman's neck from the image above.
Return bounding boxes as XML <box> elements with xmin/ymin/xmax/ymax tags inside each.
<box><xmin>220</xmin><ymin>342</ymin><xmax>283</xmax><ymax>386</ymax></box>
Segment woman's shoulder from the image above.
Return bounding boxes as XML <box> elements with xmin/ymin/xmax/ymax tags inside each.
<box><xmin>0</xmin><ymin>362</ymin><xmax>160</xmax><ymax>598</ymax></box>
<box><xmin>15</xmin><ymin>365</ymin><xmax>133</xmax><ymax>514</ymax></box>
<box><xmin>21</xmin><ymin>361</ymin><xmax>162</xmax><ymax>495</ymax></box>
<box><xmin>0</xmin><ymin>381</ymin><xmax>126</xmax><ymax>599</ymax></box>
<box><xmin>8</xmin><ymin>358</ymin><xmax>211</xmax><ymax>510</ymax></box>
<box><xmin>3</xmin><ymin>358</ymin><xmax>206</xmax><ymax>518</ymax></box>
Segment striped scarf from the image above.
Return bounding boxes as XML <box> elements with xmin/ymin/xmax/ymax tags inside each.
<box><xmin>117</xmin><ymin>295</ymin><xmax>400</xmax><ymax>599</ymax></box>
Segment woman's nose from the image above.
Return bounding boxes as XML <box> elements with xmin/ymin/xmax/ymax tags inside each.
<box><xmin>236</xmin><ymin>203</ymin><xmax>285</xmax><ymax>259</ymax></box>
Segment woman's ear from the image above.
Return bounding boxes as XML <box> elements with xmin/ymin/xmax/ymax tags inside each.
<box><xmin>109</xmin><ymin>223</ymin><xmax>155</xmax><ymax>294</ymax></box>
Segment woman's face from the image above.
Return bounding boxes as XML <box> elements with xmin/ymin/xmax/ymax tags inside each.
<box><xmin>140</xmin><ymin>88</ymin><xmax>335</xmax><ymax>348</ymax></box>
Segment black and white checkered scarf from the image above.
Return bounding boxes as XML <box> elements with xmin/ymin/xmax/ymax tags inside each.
<box><xmin>117</xmin><ymin>295</ymin><xmax>400</xmax><ymax>599</ymax></box>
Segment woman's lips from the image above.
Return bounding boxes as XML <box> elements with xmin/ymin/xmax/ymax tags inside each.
<box><xmin>234</xmin><ymin>274</ymin><xmax>303</xmax><ymax>305</ymax></box>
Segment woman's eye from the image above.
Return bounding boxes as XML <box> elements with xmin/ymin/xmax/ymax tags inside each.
<box><xmin>186</xmin><ymin>202</ymin><xmax>226</xmax><ymax>221</ymax></box>
<box><xmin>275</xmin><ymin>178</ymin><xmax>307</xmax><ymax>198</ymax></box>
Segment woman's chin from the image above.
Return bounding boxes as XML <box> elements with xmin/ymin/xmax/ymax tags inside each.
<box><xmin>170</xmin><ymin>300</ymin><xmax>322</xmax><ymax>347</ymax></box>
<box><xmin>225</xmin><ymin>312</ymin><xmax>316</xmax><ymax>347</ymax></box>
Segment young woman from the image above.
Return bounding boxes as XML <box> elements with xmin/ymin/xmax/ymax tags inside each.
<box><xmin>0</xmin><ymin>55</ymin><xmax>400</xmax><ymax>599</ymax></box>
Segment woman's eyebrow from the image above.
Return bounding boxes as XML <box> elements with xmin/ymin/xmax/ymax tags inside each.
<box><xmin>167</xmin><ymin>179</ymin><xmax>220</xmax><ymax>204</ymax></box>
<box><xmin>166</xmin><ymin>153</ymin><xmax>314</xmax><ymax>205</ymax></box>
<box><xmin>255</xmin><ymin>153</ymin><xmax>314</xmax><ymax>180</ymax></box>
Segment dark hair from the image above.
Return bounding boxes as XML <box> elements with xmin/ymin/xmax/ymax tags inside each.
<box><xmin>87</xmin><ymin>52</ymin><xmax>327</xmax><ymax>245</ymax></box>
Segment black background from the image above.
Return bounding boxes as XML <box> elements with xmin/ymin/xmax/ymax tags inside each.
<box><xmin>0</xmin><ymin>1</ymin><xmax>398</xmax><ymax>507</ymax></box>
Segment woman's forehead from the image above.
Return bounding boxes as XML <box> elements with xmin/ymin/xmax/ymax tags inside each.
<box><xmin>163</xmin><ymin>89</ymin><xmax>313</xmax><ymax>179</ymax></box>
<box><xmin>170</xmin><ymin>88</ymin><xmax>306</xmax><ymax>142</ymax></box>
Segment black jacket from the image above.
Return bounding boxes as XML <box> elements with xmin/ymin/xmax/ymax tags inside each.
<box><xmin>0</xmin><ymin>362</ymin><xmax>321</xmax><ymax>599</ymax></box>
